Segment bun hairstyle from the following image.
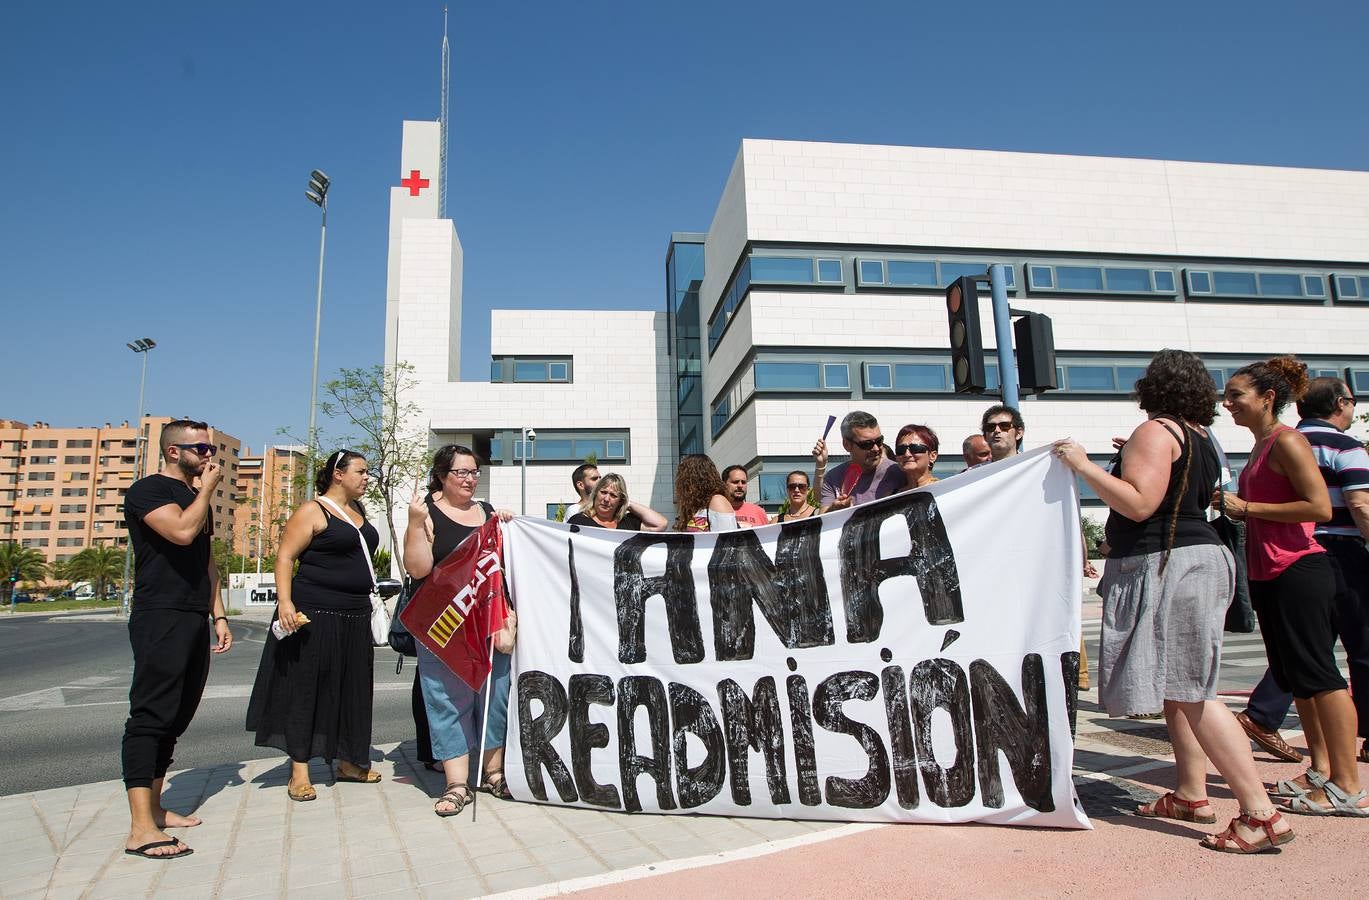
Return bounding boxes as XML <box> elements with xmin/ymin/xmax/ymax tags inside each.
<box><xmin>427</xmin><ymin>444</ymin><xmax>479</xmax><ymax>495</ymax></box>
<box><xmin>1233</xmin><ymin>355</ymin><xmax>1310</xmax><ymax>415</ymax></box>
<box><xmin>315</xmin><ymin>449</ymin><xmax>365</xmax><ymax>496</ymax></box>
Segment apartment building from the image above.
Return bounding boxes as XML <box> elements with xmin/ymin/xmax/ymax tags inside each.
<box><xmin>230</xmin><ymin>444</ymin><xmax>308</xmax><ymax>562</ymax></box>
<box><xmin>0</xmin><ymin>417</ymin><xmax>242</xmax><ymax>566</ymax></box>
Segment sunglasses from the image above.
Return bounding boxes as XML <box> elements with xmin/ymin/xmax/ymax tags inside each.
<box><xmin>849</xmin><ymin>437</ymin><xmax>884</xmax><ymax>451</ymax></box>
<box><xmin>1340</xmin><ymin>395</ymin><xmax>1358</xmax><ymax>405</ymax></box>
<box><xmin>173</xmin><ymin>442</ymin><xmax>217</xmax><ymax>457</ymax></box>
<box><xmin>895</xmin><ymin>442</ymin><xmax>930</xmax><ymax>456</ymax></box>
<box><xmin>786</xmin><ymin>482</ymin><xmax>809</xmax><ymax>491</ymax></box>
<box><xmin>984</xmin><ymin>421</ymin><xmax>1017</xmax><ymax>434</ymax></box>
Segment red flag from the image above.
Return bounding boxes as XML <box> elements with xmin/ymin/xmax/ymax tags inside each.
<box><xmin>401</xmin><ymin>517</ymin><xmax>509</xmax><ymax>691</ymax></box>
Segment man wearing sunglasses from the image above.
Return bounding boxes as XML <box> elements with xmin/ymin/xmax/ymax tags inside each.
<box><xmin>820</xmin><ymin>410</ymin><xmax>904</xmax><ymax>512</ymax></box>
<box><xmin>119</xmin><ymin>419</ymin><xmax>231</xmax><ymax>861</ymax></box>
<box><xmin>981</xmin><ymin>404</ymin><xmax>1025</xmax><ymax>461</ymax></box>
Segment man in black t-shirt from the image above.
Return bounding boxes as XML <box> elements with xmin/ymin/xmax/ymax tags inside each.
<box><xmin>120</xmin><ymin>419</ymin><xmax>232</xmax><ymax>861</ymax></box>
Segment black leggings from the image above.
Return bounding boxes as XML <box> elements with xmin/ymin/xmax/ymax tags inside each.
<box><xmin>122</xmin><ymin>609</ymin><xmax>211</xmax><ymax>789</ymax></box>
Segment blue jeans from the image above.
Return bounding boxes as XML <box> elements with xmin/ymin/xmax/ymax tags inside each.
<box><xmin>416</xmin><ymin>643</ymin><xmax>511</xmax><ymax>762</ymax></box>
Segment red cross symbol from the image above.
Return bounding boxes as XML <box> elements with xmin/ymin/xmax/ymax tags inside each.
<box><xmin>400</xmin><ymin>169</ymin><xmax>430</xmax><ymax>196</ymax></box>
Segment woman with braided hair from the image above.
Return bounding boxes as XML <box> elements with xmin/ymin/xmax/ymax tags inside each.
<box><xmin>1215</xmin><ymin>356</ymin><xmax>1367</xmax><ymax>819</ymax></box>
<box><xmin>1055</xmin><ymin>349</ymin><xmax>1294</xmax><ymax>853</ymax></box>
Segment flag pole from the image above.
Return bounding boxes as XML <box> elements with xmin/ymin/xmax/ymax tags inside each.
<box><xmin>472</xmin><ymin>634</ymin><xmax>496</xmax><ymax>824</ymax></box>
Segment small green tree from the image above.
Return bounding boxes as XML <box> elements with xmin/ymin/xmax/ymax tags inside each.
<box><xmin>372</xmin><ymin>547</ymin><xmax>391</xmax><ymax>576</ymax></box>
<box><xmin>65</xmin><ymin>545</ymin><xmax>123</xmax><ymax>598</ymax></box>
<box><xmin>1</xmin><ymin>543</ymin><xmax>48</xmax><ymax>604</ymax></box>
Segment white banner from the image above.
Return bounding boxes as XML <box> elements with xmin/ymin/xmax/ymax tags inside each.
<box><xmin>502</xmin><ymin>447</ymin><xmax>1089</xmax><ymax>828</ymax></box>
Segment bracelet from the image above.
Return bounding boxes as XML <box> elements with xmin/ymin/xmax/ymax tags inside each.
<box><xmin>213</xmin><ymin>616</ymin><xmax>229</xmax><ymax>623</ymax></box>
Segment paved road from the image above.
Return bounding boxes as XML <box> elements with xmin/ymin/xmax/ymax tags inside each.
<box><xmin>0</xmin><ymin>611</ymin><xmax>419</xmax><ymax>796</ymax></box>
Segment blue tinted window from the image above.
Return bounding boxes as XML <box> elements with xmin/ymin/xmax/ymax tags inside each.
<box><xmin>513</xmin><ymin>440</ymin><xmax>532</xmax><ymax>460</ymax></box>
<box><xmin>490</xmin><ymin>361</ymin><xmax>502</xmax><ymax>382</ymax></box>
<box><xmin>546</xmin><ymin>504</ymin><xmax>562</xmax><ymax>520</ymax></box>
<box><xmin>1152</xmin><ymin>270</ymin><xmax>1176</xmax><ymax>293</ymax></box>
<box><xmin>755</xmin><ymin>362</ymin><xmax>821</xmax><ymax>390</ymax></box>
<box><xmin>865</xmin><ymin>364</ymin><xmax>892</xmax><ymax>390</ymax></box>
<box><xmin>514</xmin><ymin>362</ymin><xmax>547</xmax><ymax>382</ymax></box>
<box><xmin>1213</xmin><ymin>271</ymin><xmax>1258</xmax><ymax>295</ymax></box>
<box><xmin>750</xmin><ymin>256</ymin><xmax>814</xmax><ymax>283</ymax></box>
<box><xmin>816</xmin><ymin>259</ymin><xmax>843</xmax><ymax>283</ymax></box>
<box><xmin>940</xmin><ymin>262</ymin><xmax>988</xmax><ymax>285</ymax></box>
<box><xmin>894</xmin><ymin>364</ymin><xmax>948</xmax><ymax>391</ymax></box>
<box><xmin>1117</xmin><ymin>366</ymin><xmax>1147</xmax><ymax>392</ymax></box>
<box><xmin>1360</xmin><ymin>276</ymin><xmax>1369</xmax><ymax>297</ymax></box>
<box><xmin>708</xmin><ymin>314</ymin><xmax>726</xmax><ymax>350</ymax></box>
<box><xmin>1303</xmin><ymin>276</ymin><xmax>1325</xmax><ymax>297</ymax></box>
<box><xmin>1188</xmin><ymin>271</ymin><xmax>1212</xmax><ymax>293</ymax></box>
<box><xmin>887</xmin><ymin>260</ymin><xmax>937</xmax><ymax>286</ymax></box>
<box><xmin>1066</xmin><ymin>366</ymin><xmax>1117</xmax><ymax>391</ymax></box>
<box><xmin>489</xmin><ymin>437</ymin><xmax>503</xmax><ymax>460</ymax></box>
<box><xmin>985</xmin><ymin>363</ymin><xmax>1000</xmax><ymax>391</ymax></box>
<box><xmin>1258</xmin><ymin>273</ymin><xmax>1302</xmax><ymax>297</ymax></box>
<box><xmin>1029</xmin><ymin>266</ymin><xmax>1054</xmax><ymax>289</ymax></box>
<box><xmin>1105</xmin><ymin>268</ymin><xmax>1151</xmax><ymax>292</ymax></box>
<box><xmin>823</xmin><ymin>363</ymin><xmax>850</xmax><ymax>389</ymax></box>
<box><xmin>858</xmin><ymin>260</ymin><xmax>885</xmax><ymax>285</ymax></box>
<box><xmin>1352</xmin><ymin>370</ymin><xmax>1369</xmax><ymax>394</ymax></box>
<box><xmin>575</xmin><ymin>439</ymin><xmax>605</xmax><ymax>460</ymax></box>
<box><xmin>758</xmin><ymin>474</ymin><xmax>788</xmax><ymax>506</ymax></box>
<box><xmin>548</xmin><ymin>362</ymin><xmax>570</xmax><ymax>381</ymax></box>
<box><xmin>1206</xmin><ymin>368</ymin><xmax>1226</xmax><ymax>389</ymax></box>
<box><xmin>605</xmin><ymin>439</ymin><xmax>626</xmax><ymax>458</ymax></box>
<box><xmin>1056</xmin><ymin>266</ymin><xmax>1105</xmax><ymax>291</ymax></box>
<box><xmin>536</xmin><ymin>439</ymin><xmax>573</xmax><ymax>459</ymax></box>
<box><xmin>1336</xmin><ymin>276</ymin><xmax>1360</xmax><ymax>299</ymax></box>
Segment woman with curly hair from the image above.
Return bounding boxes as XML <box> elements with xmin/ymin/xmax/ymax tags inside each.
<box><xmin>672</xmin><ymin>454</ymin><xmax>736</xmax><ymax>531</ymax></box>
<box><xmin>1215</xmin><ymin>357</ymin><xmax>1366</xmax><ymax>818</ymax></box>
<box><xmin>1054</xmin><ymin>349</ymin><xmax>1295</xmax><ymax>853</ymax></box>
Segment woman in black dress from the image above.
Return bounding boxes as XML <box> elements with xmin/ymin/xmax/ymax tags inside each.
<box><xmin>246</xmin><ymin>450</ymin><xmax>380</xmax><ymax>802</ymax></box>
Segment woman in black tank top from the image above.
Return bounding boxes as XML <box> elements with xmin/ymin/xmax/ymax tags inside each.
<box><xmin>403</xmin><ymin>445</ymin><xmax>516</xmax><ymax>817</ymax></box>
<box><xmin>246</xmin><ymin>450</ymin><xmax>381</xmax><ymax>802</ymax></box>
<box><xmin>1054</xmin><ymin>350</ymin><xmax>1293</xmax><ymax>853</ymax></box>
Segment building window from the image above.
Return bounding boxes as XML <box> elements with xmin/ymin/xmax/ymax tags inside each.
<box><xmin>1152</xmin><ymin>270</ymin><xmax>1177</xmax><ymax>293</ymax></box>
<box><xmin>1187</xmin><ymin>270</ymin><xmax>1213</xmax><ymax>294</ymax></box>
<box><xmin>502</xmin><ymin>357</ymin><xmax>573</xmax><ymax>383</ymax></box>
<box><xmin>63</xmin><ymin>456</ymin><xmax>92</xmax><ymax>465</ymax></box>
<box><xmin>816</xmin><ymin>258</ymin><xmax>843</xmax><ymax>283</ymax></box>
<box><xmin>864</xmin><ymin>363</ymin><xmax>893</xmax><ymax>391</ymax></box>
<box><xmin>886</xmin><ymin>260</ymin><xmax>938</xmax><ymax>287</ymax></box>
<box><xmin>1184</xmin><ymin>267</ymin><xmax>1328</xmax><ymax>300</ymax></box>
<box><xmin>750</xmin><ymin>256</ymin><xmax>816</xmax><ymax>284</ymax></box>
<box><xmin>1333</xmin><ymin>275</ymin><xmax>1369</xmax><ymax>301</ymax></box>
<box><xmin>857</xmin><ymin>259</ymin><xmax>885</xmax><ymax>285</ymax></box>
<box><xmin>1056</xmin><ymin>266</ymin><xmax>1105</xmax><ymax>291</ymax></box>
<box><xmin>1028</xmin><ymin>265</ymin><xmax>1054</xmax><ymax>289</ymax></box>
<box><xmin>605</xmin><ymin>439</ymin><xmax>626</xmax><ymax>459</ymax></box>
<box><xmin>823</xmin><ymin>363</ymin><xmax>850</xmax><ymax>389</ymax></box>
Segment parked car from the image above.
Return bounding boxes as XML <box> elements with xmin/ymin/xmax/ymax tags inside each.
<box><xmin>12</xmin><ymin>592</ymin><xmax>34</xmax><ymax>603</ymax></box>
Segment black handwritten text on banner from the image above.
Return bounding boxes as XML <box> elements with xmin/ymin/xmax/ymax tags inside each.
<box><xmin>503</xmin><ymin>447</ymin><xmax>1090</xmax><ymax>828</ymax></box>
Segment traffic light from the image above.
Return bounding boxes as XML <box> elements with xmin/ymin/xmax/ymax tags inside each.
<box><xmin>946</xmin><ymin>276</ymin><xmax>986</xmax><ymax>393</ymax></box>
<box><xmin>1014</xmin><ymin>311</ymin><xmax>1057</xmax><ymax>394</ymax></box>
<box><xmin>8</xmin><ymin>567</ymin><xmax>18</xmax><ymax>584</ymax></box>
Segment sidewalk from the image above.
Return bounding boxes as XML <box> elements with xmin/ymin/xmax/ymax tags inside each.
<box><xmin>3</xmin><ymin>591</ymin><xmax>1365</xmax><ymax>899</ymax></box>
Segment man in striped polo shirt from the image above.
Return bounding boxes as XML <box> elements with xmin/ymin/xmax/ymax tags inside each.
<box><xmin>1237</xmin><ymin>376</ymin><xmax>1369</xmax><ymax>764</ymax></box>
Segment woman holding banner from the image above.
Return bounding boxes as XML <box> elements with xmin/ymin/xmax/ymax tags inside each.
<box><xmin>246</xmin><ymin>450</ymin><xmax>381</xmax><ymax>802</ymax></box>
<box><xmin>403</xmin><ymin>445</ymin><xmax>516</xmax><ymax>817</ymax></box>
<box><xmin>1054</xmin><ymin>349</ymin><xmax>1294</xmax><ymax>853</ymax></box>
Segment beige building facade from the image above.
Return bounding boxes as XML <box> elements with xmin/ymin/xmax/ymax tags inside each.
<box><xmin>0</xmin><ymin>416</ymin><xmax>242</xmax><ymax>568</ymax></box>
<box><xmin>229</xmin><ymin>444</ymin><xmax>308</xmax><ymax>563</ymax></box>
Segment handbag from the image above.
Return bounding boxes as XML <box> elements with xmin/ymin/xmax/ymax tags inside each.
<box><xmin>317</xmin><ymin>496</ymin><xmax>391</xmax><ymax>647</ymax></box>
<box><xmin>388</xmin><ymin>577</ymin><xmax>417</xmax><ymax>658</ymax></box>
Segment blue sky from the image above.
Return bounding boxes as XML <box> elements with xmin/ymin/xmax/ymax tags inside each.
<box><xmin>2</xmin><ymin>0</ymin><xmax>1366</xmax><ymax>449</ymax></box>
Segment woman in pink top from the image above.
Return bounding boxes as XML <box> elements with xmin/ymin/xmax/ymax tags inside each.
<box><xmin>1215</xmin><ymin>356</ymin><xmax>1367</xmax><ymax>818</ymax></box>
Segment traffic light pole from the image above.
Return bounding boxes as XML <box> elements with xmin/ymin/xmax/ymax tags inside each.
<box><xmin>988</xmin><ymin>264</ymin><xmax>1019</xmax><ymax>409</ymax></box>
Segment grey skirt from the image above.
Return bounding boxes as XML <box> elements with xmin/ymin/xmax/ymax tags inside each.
<box><xmin>1096</xmin><ymin>543</ymin><xmax>1235</xmax><ymax>717</ymax></box>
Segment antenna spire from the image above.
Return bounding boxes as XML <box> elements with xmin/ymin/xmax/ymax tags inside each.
<box><xmin>439</xmin><ymin>6</ymin><xmax>450</xmax><ymax>219</ymax></box>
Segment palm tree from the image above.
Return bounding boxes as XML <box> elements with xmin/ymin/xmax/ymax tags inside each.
<box><xmin>0</xmin><ymin>542</ymin><xmax>48</xmax><ymax>603</ymax></box>
<box><xmin>66</xmin><ymin>545</ymin><xmax>124</xmax><ymax>599</ymax></box>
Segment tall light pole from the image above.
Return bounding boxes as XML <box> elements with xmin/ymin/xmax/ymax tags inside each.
<box><xmin>305</xmin><ymin>169</ymin><xmax>330</xmax><ymax>498</ymax></box>
<box><xmin>120</xmin><ymin>338</ymin><xmax>155</xmax><ymax>617</ymax></box>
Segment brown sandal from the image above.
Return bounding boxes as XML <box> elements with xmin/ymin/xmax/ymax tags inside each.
<box><xmin>1136</xmin><ymin>791</ymin><xmax>1216</xmax><ymax>824</ymax></box>
<box><xmin>480</xmin><ymin>769</ymin><xmax>513</xmax><ymax>800</ymax></box>
<box><xmin>1201</xmin><ymin>810</ymin><xmax>1294</xmax><ymax>854</ymax></box>
<box><xmin>434</xmin><ymin>783</ymin><xmax>472</xmax><ymax>818</ymax></box>
<box><xmin>287</xmin><ymin>783</ymin><xmax>317</xmax><ymax>802</ymax></box>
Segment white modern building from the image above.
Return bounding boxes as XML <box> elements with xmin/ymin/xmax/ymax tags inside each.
<box><xmin>384</xmin><ymin>121</ymin><xmax>674</xmax><ymax>524</ymax></box>
<box><xmin>386</xmin><ymin>127</ymin><xmax>1369</xmax><ymax>523</ymax></box>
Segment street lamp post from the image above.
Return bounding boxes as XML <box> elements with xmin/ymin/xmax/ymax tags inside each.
<box><xmin>305</xmin><ymin>169</ymin><xmax>330</xmax><ymax>498</ymax></box>
<box><xmin>120</xmin><ymin>338</ymin><xmax>156</xmax><ymax>617</ymax></box>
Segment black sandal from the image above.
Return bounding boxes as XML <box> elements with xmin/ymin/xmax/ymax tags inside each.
<box><xmin>480</xmin><ymin>769</ymin><xmax>513</xmax><ymax>800</ymax></box>
<box><xmin>434</xmin><ymin>783</ymin><xmax>472</xmax><ymax>817</ymax></box>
